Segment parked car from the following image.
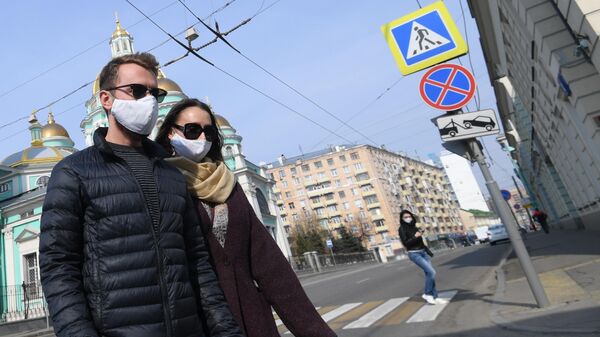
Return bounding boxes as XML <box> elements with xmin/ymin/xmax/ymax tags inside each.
<box><xmin>488</xmin><ymin>224</ymin><xmax>509</xmax><ymax>245</ymax></box>
<box><xmin>473</xmin><ymin>225</ymin><xmax>489</xmax><ymax>244</ymax></box>
<box><xmin>463</xmin><ymin>116</ymin><xmax>496</xmax><ymax>131</ymax></box>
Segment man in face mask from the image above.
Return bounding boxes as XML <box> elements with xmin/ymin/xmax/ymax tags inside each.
<box><xmin>39</xmin><ymin>52</ymin><xmax>244</xmax><ymax>337</ymax></box>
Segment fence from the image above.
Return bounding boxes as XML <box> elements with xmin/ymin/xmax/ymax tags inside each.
<box><xmin>1</xmin><ymin>282</ymin><xmax>48</xmax><ymax>323</ymax></box>
<box><xmin>290</xmin><ymin>251</ymin><xmax>379</xmax><ymax>274</ymax></box>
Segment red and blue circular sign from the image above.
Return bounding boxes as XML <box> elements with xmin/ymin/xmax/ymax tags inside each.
<box><xmin>419</xmin><ymin>63</ymin><xmax>476</xmax><ymax>111</ymax></box>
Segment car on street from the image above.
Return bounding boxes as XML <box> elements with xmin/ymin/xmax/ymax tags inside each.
<box><xmin>488</xmin><ymin>224</ymin><xmax>509</xmax><ymax>245</ymax></box>
<box><xmin>473</xmin><ymin>225</ymin><xmax>489</xmax><ymax>243</ymax></box>
<box><xmin>463</xmin><ymin>116</ymin><xmax>496</xmax><ymax>131</ymax></box>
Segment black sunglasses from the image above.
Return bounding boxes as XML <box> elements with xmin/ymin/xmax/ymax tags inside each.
<box><xmin>173</xmin><ymin>123</ymin><xmax>218</xmax><ymax>141</ymax></box>
<box><xmin>105</xmin><ymin>83</ymin><xmax>168</xmax><ymax>103</ymax></box>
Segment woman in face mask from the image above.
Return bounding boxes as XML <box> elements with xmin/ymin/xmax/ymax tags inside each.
<box><xmin>398</xmin><ymin>210</ymin><xmax>447</xmax><ymax>305</ymax></box>
<box><xmin>155</xmin><ymin>98</ymin><xmax>336</xmax><ymax>337</ymax></box>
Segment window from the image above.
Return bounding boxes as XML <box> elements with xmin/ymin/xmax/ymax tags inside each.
<box><xmin>274</xmin><ymin>192</ymin><xmax>282</xmax><ymax>200</ymax></box>
<box><xmin>331</xmin><ymin>169</ymin><xmax>338</xmax><ymax>177</ymax></box>
<box><xmin>36</xmin><ymin>176</ymin><xmax>50</xmax><ymax>187</ymax></box>
<box><xmin>368</xmin><ymin>235</ymin><xmax>376</xmax><ymax>244</ymax></box>
<box><xmin>317</xmin><ymin>172</ymin><xmax>326</xmax><ymax>179</ymax></box>
<box><xmin>320</xmin><ymin>219</ymin><xmax>329</xmax><ymax>228</ymax></box>
<box><xmin>360</xmin><ymin>211</ymin><xmax>368</xmax><ymax>219</ymax></box>
<box><xmin>20</xmin><ymin>209</ymin><xmax>34</xmax><ymax>219</ymax></box>
<box><xmin>301</xmin><ymin>164</ymin><xmax>310</xmax><ymax>172</ymax></box>
<box><xmin>290</xmin><ymin>167</ymin><xmax>297</xmax><ymax>175</ymax></box>
<box><xmin>325</xmin><ymin>193</ymin><xmax>334</xmax><ymax>201</ymax></box>
<box><xmin>331</xmin><ymin>216</ymin><xmax>342</xmax><ymax>224</ymax></box>
<box><xmin>343</xmin><ymin>202</ymin><xmax>351</xmax><ymax>210</ymax></box>
<box><xmin>278</xmin><ymin>170</ymin><xmax>286</xmax><ymax>179</ymax></box>
<box><xmin>300</xmin><ymin>200</ymin><xmax>306</xmax><ymax>208</ymax></box>
<box><xmin>363</xmin><ymin>223</ymin><xmax>371</xmax><ymax>230</ymax></box>
<box><xmin>338</xmin><ymin>191</ymin><xmax>346</xmax><ymax>199</ymax></box>
<box><xmin>348</xmin><ymin>214</ymin><xmax>355</xmax><ymax>221</ymax></box>
<box><xmin>354</xmin><ymin>200</ymin><xmax>363</xmax><ymax>208</ymax></box>
<box><xmin>285</xmin><ymin>191</ymin><xmax>292</xmax><ymax>198</ymax></box>
<box><xmin>312</xmin><ymin>196</ymin><xmax>321</xmax><ymax>203</ymax></box>
<box><xmin>351</xmin><ymin>226</ymin><xmax>358</xmax><ymax>233</ymax></box>
<box><xmin>351</xmin><ymin>152</ymin><xmax>359</xmax><ymax>160</ymax></box>
<box><xmin>343</xmin><ymin>166</ymin><xmax>351</xmax><ymax>174</ymax></box>
<box><xmin>293</xmin><ymin>177</ymin><xmax>300</xmax><ymax>185</ymax></box>
<box><xmin>351</xmin><ymin>188</ymin><xmax>359</xmax><ymax>196</ymax></box>
<box><xmin>370</xmin><ymin>208</ymin><xmax>381</xmax><ymax>215</ymax></box>
<box><xmin>278</xmin><ymin>205</ymin><xmax>285</xmax><ymax>212</ymax></box>
<box><xmin>365</xmin><ymin>195</ymin><xmax>379</xmax><ymax>204</ymax></box>
<box><xmin>327</xmin><ymin>158</ymin><xmax>334</xmax><ymax>166</ymax></box>
<box><xmin>354</xmin><ymin>163</ymin><xmax>363</xmax><ymax>170</ymax></box>
<box><xmin>23</xmin><ymin>253</ymin><xmax>40</xmax><ymax>298</ymax></box>
<box><xmin>315</xmin><ymin>208</ymin><xmax>325</xmax><ymax>215</ymax></box>
<box><xmin>339</xmin><ymin>155</ymin><xmax>346</xmax><ymax>162</ymax></box>
<box><xmin>335</xmin><ymin>180</ymin><xmax>342</xmax><ymax>187</ymax></box>
<box><xmin>297</xmin><ymin>189</ymin><xmax>305</xmax><ymax>196</ymax></box>
<box><xmin>328</xmin><ymin>205</ymin><xmax>337</xmax><ymax>212</ymax></box>
<box><xmin>356</xmin><ymin>173</ymin><xmax>370</xmax><ymax>181</ymax></box>
<box><xmin>256</xmin><ymin>189</ymin><xmax>272</xmax><ymax>215</ymax></box>
<box><xmin>288</xmin><ymin>202</ymin><xmax>295</xmax><ymax>209</ymax></box>
<box><xmin>361</xmin><ymin>184</ymin><xmax>373</xmax><ymax>192</ymax></box>
<box><xmin>292</xmin><ymin>214</ymin><xmax>300</xmax><ymax>221</ymax></box>
<box><xmin>0</xmin><ymin>182</ymin><xmax>9</xmax><ymax>193</ymax></box>
<box><xmin>374</xmin><ymin>219</ymin><xmax>385</xmax><ymax>227</ymax></box>
<box><xmin>347</xmin><ymin>177</ymin><xmax>353</xmax><ymax>185</ymax></box>
<box><xmin>304</xmin><ymin>175</ymin><xmax>312</xmax><ymax>182</ymax></box>
<box><xmin>282</xmin><ymin>181</ymin><xmax>288</xmax><ymax>188</ymax></box>
<box><xmin>314</xmin><ymin>161</ymin><xmax>323</xmax><ymax>169</ymax></box>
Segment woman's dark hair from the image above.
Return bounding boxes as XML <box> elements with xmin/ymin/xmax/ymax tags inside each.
<box><xmin>155</xmin><ymin>98</ymin><xmax>224</xmax><ymax>162</ymax></box>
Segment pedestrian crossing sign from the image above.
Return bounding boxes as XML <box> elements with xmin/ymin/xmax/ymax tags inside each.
<box><xmin>381</xmin><ymin>1</ymin><xmax>468</xmax><ymax>75</ymax></box>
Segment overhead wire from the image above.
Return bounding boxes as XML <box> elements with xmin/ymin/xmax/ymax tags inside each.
<box><xmin>125</xmin><ymin>0</ymin><xmax>356</xmax><ymax>144</ymax></box>
<box><xmin>176</xmin><ymin>0</ymin><xmax>380</xmax><ymax>147</ymax></box>
<box><xmin>458</xmin><ymin>0</ymin><xmax>481</xmax><ymax>110</ymax></box>
<box><xmin>0</xmin><ymin>0</ymin><xmax>240</xmax><ymax>134</ymax></box>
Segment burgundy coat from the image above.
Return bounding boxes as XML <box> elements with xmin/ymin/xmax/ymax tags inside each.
<box><xmin>195</xmin><ymin>184</ymin><xmax>336</xmax><ymax>337</ymax></box>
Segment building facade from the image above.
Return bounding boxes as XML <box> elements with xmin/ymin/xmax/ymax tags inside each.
<box><xmin>0</xmin><ymin>113</ymin><xmax>77</xmax><ymax>322</ymax></box>
<box><xmin>440</xmin><ymin>151</ymin><xmax>490</xmax><ymax>211</ymax></box>
<box><xmin>468</xmin><ymin>0</ymin><xmax>600</xmax><ymax>230</ymax></box>
<box><xmin>266</xmin><ymin>145</ymin><xmax>462</xmax><ymax>258</ymax></box>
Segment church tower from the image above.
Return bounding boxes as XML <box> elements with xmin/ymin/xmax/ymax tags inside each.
<box><xmin>110</xmin><ymin>13</ymin><xmax>134</xmax><ymax>58</ymax></box>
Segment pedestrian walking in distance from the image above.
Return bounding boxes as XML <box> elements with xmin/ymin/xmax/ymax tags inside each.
<box><xmin>156</xmin><ymin>98</ymin><xmax>336</xmax><ymax>337</ymax></box>
<box><xmin>39</xmin><ymin>53</ymin><xmax>243</xmax><ymax>337</ymax></box>
<box><xmin>399</xmin><ymin>210</ymin><xmax>448</xmax><ymax>305</ymax></box>
<box><xmin>532</xmin><ymin>208</ymin><xmax>550</xmax><ymax>234</ymax></box>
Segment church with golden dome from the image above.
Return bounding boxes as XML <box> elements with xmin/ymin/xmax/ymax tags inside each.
<box><xmin>0</xmin><ymin>16</ymin><xmax>290</xmax><ymax>322</ymax></box>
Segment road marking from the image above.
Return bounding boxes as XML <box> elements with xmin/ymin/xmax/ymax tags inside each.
<box><xmin>356</xmin><ymin>278</ymin><xmax>370</xmax><ymax>284</ymax></box>
<box><xmin>328</xmin><ymin>301</ymin><xmax>384</xmax><ymax>330</ymax></box>
<box><xmin>343</xmin><ymin>297</ymin><xmax>409</xmax><ymax>329</ymax></box>
<box><xmin>375</xmin><ymin>297</ymin><xmax>423</xmax><ymax>326</ymax></box>
<box><xmin>322</xmin><ymin>303</ymin><xmax>362</xmax><ymax>322</ymax></box>
<box><xmin>406</xmin><ymin>290</ymin><xmax>458</xmax><ymax>323</ymax></box>
<box><xmin>539</xmin><ymin>269</ymin><xmax>586</xmax><ymax>304</ymax></box>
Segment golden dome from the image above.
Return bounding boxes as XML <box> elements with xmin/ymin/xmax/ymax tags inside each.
<box><xmin>158</xmin><ymin>78</ymin><xmax>183</xmax><ymax>93</ymax></box>
<box><xmin>112</xmin><ymin>17</ymin><xmax>130</xmax><ymax>39</ymax></box>
<box><xmin>215</xmin><ymin>114</ymin><xmax>232</xmax><ymax>128</ymax></box>
<box><xmin>41</xmin><ymin>112</ymin><xmax>70</xmax><ymax>138</ymax></box>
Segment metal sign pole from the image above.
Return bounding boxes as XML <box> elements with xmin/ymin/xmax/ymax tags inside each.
<box><xmin>466</xmin><ymin>139</ymin><xmax>550</xmax><ymax>308</ymax></box>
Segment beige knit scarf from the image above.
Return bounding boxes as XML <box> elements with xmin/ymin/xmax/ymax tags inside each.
<box><xmin>166</xmin><ymin>156</ymin><xmax>235</xmax><ymax>203</ymax></box>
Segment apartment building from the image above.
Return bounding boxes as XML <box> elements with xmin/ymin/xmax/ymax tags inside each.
<box><xmin>266</xmin><ymin>145</ymin><xmax>462</xmax><ymax>257</ymax></box>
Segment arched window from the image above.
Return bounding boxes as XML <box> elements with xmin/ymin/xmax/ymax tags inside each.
<box><xmin>36</xmin><ymin>175</ymin><xmax>50</xmax><ymax>188</ymax></box>
<box><xmin>225</xmin><ymin>146</ymin><xmax>233</xmax><ymax>158</ymax></box>
<box><xmin>256</xmin><ymin>189</ymin><xmax>271</xmax><ymax>216</ymax></box>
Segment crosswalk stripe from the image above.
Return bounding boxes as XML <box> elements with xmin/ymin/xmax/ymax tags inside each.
<box><xmin>343</xmin><ymin>297</ymin><xmax>409</xmax><ymax>329</ymax></box>
<box><xmin>406</xmin><ymin>290</ymin><xmax>458</xmax><ymax>323</ymax></box>
<box><xmin>321</xmin><ymin>303</ymin><xmax>362</xmax><ymax>322</ymax></box>
<box><xmin>328</xmin><ymin>301</ymin><xmax>384</xmax><ymax>330</ymax></box>
<box><xmin>374</xmin><ymin>297</ymin><xmax>423</xmax><ymax>326</ymax></box>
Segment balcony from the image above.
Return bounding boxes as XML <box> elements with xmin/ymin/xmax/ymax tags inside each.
<box><xmin>311</xmin><ymin>202</ymin><xmax>324</xmax><ymax>208</ymax></box>
<box><xmin>307</xmin><ymin>187</ymin><xmax>333</xmax><ymax>198</ymax></box>
<box><xmin>325</xmin><ymin>199</ymin><xmax>337</xmax><ymax>206</ymax></box>
<box><xmin>366</xmin><ymin>202</ymin><xmax>380</xmax><ymax>209</ymax></box>
<box><xmin>354</xmin><ymin>167</ymin><xmax>368</xmax><ymax>175</ymax></box>
<box><xmin>361</xmin><ymin>189</ymin><xmax>377</xmax><ymax>197</ymax></box>
<box><xmin>375</xmin><ymin>226</ymin><xmax>389</xmax><ymax>233</ymax></box>
<box><xmin>316</xmin><ymin>213</ymin><xmax>328</xmax><ymax>220</ymax></box>
<box><xmin>276</xmin><ymin>199</ymin><xmax>284</xmax><ymax>206</ymax></box>
<box><xmin>328</xmin><ymin>210</ymin><xmax>342</xmax><ymax>218</ymax></box>
<box><xmin>371</xmin><ymin>213</ymin><xmax>385</xmax><ymax>221</ymax></box>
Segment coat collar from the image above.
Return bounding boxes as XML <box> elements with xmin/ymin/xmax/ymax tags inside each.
<box><xmin>93</xmin><ymin>127</ymin><xmax>169</xmax><ymax>160</ymax></box>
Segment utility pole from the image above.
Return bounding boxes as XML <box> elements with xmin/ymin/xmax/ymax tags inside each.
<box><xmin>466</xmin><ymin>140</ymin><xmax>550</xmax><ymax>308</ymax></box>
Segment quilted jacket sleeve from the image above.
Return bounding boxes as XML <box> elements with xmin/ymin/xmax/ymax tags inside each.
<box><xmin>39</xmin><ymin>161</ymin><xmax>99</xmax><ymax>337</ymax></box>
<box><xmin>182</xmin><ymin>193</ymin><xmax>245</xmax><ymax>337</ymax></box>
<box><xmin>248</xmin><ymin>203</ymin><xmax>337</xmax><ymax>337</ymax></box>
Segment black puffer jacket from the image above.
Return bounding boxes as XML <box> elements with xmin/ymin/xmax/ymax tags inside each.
<box><xmin>398</xmin><ymin>210</ymin><xmax>427</xmax><ymax>251</ymax></box>
<box><xmin>39</xmin><ymin>128</ymin><xmax>243</xmax><ymax>337</ymax></box>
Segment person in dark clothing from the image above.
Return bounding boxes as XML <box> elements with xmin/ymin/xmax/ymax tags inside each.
<box><xmin>39</xmin><ymin>53</ymin><xmax>243</xmax><ymax>337</ymax></box>
<box><xmin>398</xmin><ymin>210</ymin><xmax>447</xmax><ymax>305</ymax></box>
<box><xmin>532</xmin><ymin>208</ymin><xmax>549</xmax><ymax>233</ymax></box>
<box><xmin>155</xmin><ymin>98</ymin><xmax>337</xmax><ymax>337</ymax></box>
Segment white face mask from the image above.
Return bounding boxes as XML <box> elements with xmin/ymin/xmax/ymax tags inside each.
<box><xmin>402</xmin><ymin>217</ymin><xmax>413</xmax><ymax>223</ymax></box>
<box><xmin>110</xmin><ymin>95</ymin><xmax>159</xmax><ymax>136</ymax></box>
<box><xmin>170</xmin><ymin>133</ymin><xmax>212</xmax><ymax>162</ymax></box>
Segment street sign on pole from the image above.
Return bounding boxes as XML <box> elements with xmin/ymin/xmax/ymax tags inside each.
<box><xmin>326</xmin><ymin>239</ymin><xmax>333</xmax><ymax>248</ymax></box>
<box><xmin>434</xmin><ymin>109</ymin><xmax>500</xmax><ymax>142</ymax></box>
<box><xmin>381</xmin><ymin>1</ymin><xmax>468</xmax><ymax>75</ymax></box>
<box><xmin>501</xmin><ymin>189</ymin><xmax>512</xmax><ymax>201</ymax></box>
<box><xmin>420</xmin><ymin>64</ymin><xmax>476</xmax><ymax>110</ymax></box>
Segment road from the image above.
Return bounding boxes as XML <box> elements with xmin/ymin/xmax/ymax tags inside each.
<box><xmin>279</xmin><ymin>243</ymin><xmax>545</xmax><ymax>337</ymax></box>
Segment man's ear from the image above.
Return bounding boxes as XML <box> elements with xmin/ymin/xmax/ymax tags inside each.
<box><xmin>99</xmin><ymin>90</ymin><xmax>113</xmax><ymax>112</ymax></box>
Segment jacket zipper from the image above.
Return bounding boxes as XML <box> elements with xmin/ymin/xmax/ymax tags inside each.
<box><xmin>121</xmin><ymin>159</ymin><xmax>174</xmax><ymax>337</ymax></box>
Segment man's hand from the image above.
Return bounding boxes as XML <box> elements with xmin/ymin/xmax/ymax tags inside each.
<box><xmin>415</xmin><ymin>231</ymin><xmax>422</xmax><ymax>238</ymax></box>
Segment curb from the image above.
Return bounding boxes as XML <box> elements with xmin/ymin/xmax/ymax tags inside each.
<box><xmin>489</xmin><ymin>247</ymin><xmax>600</xmax><ymax>335</ymax></box>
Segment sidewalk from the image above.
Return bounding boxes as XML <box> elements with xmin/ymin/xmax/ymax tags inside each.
<box><xmin>490</xmin><ymin>229</ymin><xmax>600</xmax><ymax>335</ymax></box>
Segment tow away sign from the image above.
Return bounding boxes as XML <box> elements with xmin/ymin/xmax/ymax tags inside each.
<box><xmin>434</xmin><ymin>109</ymin><xmax>500</xmax><ymax>142</ymax></box>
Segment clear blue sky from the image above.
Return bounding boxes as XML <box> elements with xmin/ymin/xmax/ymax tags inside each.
<box><xmin>0</xmin><ymin>0</ymin><xmax>518</xmax><ymax>191</ymax></box>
